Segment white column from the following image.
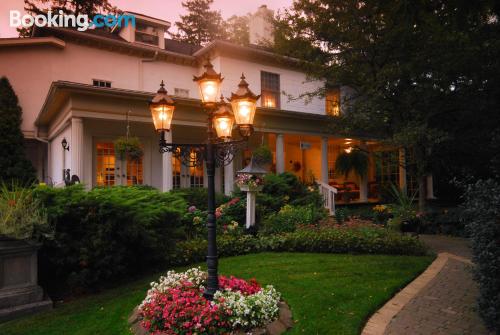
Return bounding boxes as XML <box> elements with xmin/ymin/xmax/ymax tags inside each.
<box><xmin>246</xmin><ymin>191</ymin><xmax>257</xmax><ymax>228</ymax></box>
<box><xmin>359</xmin><ymin>141</ymin><xmax>368</xmax><ymax>202</ymax></box>
<box><xmin>276</xmin><ymin>133</ymin><xmax>285</xmax><ymax>174</ymax></box>
<box><xmin>426</xmin><ymin>175</ymin><xmax>435</xmax><ymax>199</ymax></box>
<box><xmin>70</xmin><ymin>117</ymin><xmax>84</xmax><ymax>179</ymax></box>
<box><xmin>224</xmin><ymin>161</ymin><xmax>235</xmax><ymax>196</ymax></box>
<box><xmin>161</xmin><ymin>131</ymin><xmax>173</xmax><ymax>192</ymax></box>
<box><xmin>399</xmin><ymin>148</ymin><xmax>407</xmax><ymax>194</ymax></box>
<box><xmin>321</xmin><ymin>137</ymin><xmax>329</xmax><ymax>184</ymax></box>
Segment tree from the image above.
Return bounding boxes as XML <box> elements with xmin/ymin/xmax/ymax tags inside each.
<box><xmin>19</xmin><ymin>0</ymin><xmax>119</xmax><ymax>37</ymax></box>
<box><xmin>274</xmin><ymin>0</ymin><xmax>500</xmax><ymax>210</ymax></box>
<box><xmin>171</xmin><ymin>0</ymin><xmax>227</xmax><ymax>45</ymax></box>
<box><xmin>225</xmin><ymin>15</ymin><xmax>250</xmax><ymax>45</ymax></box>
<box><xmin>0</xmin><ymin>77</ymin><xmax>37</xmax><ymax>184</ymax></box>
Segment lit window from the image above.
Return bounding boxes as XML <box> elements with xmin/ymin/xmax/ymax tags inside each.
<box><xmin>93</xmin><ymin>79</ymin><xmax>111</xmax><ymax>88</ymax></box>
<box><xmin>261</xmin><ymin>71</ymin><xmax>280</xmax><ymax>109</ymax></box>
<box><xmin>326</xmin><ymin>88</ymin><xmax>341</xmax><ymax>116</ymax></box>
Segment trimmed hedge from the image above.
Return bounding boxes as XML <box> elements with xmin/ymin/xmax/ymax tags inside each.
<box><xmin>34</xmin><ymin>185</ymin><xmax>186</xmax><ymax>297</ymax></box>
<box><xmin>169</xmin><ymin>226</ymin><xmax>428</xmax><ymax>266</ymax></box>
<box><xmin>462</xmin><ymin>179</ymin><xmax>500</xmax><ymax>333</ymax></box>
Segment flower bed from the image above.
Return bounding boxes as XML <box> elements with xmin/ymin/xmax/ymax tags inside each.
<box><xmin>137</xmin><ymin>268</ymin><xmax>282</xmax><ymax>334</ymax></box>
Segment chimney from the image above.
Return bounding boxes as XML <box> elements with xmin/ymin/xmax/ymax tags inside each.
<box><xmin>249</xmin><ymin>5</ymin><xmax>274</xmax><ymax>46</ymax></box>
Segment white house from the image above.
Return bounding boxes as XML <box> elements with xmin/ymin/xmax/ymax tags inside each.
<box><xmin>0</xmin><ymin>6</ymin><xmax>431</xmax><ymax>203</ymax></box>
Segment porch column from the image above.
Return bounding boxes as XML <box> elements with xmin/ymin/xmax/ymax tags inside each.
<box><xmin>359</xmin><ymin>141</ymin><xmax>368</xmax><ymax>202</ymax></box>
<box><xmin>224</xmin><ymin>161</ymin><xmax>235</xmax><ymax>196</ymax></box>
<box><xmin>276</xmin><ymin>133</ymin><xmax>285</xmax><ymax>174</ymax></box>
<box><xmin>398</xmin><ymin>148</ymin><xmax>407</xmax><ymax>194</ymax></box>
<box><xmin>426</xmin><ymin>175</ymin><xmax>435</xmax><ymax>199</ymax></box>
<box><xmin>321</xmin><ymin>137</ymin><xmax>329</xmax><ymax>184</ymax></box>
<box><xmin>161</xmin><ymin>131</ymin><xmax>173</xmax><ymax>192</ymax></box>
<box><xmin>70</xmin><ymin>117</ymin><xmax>84</xmax><ymax>179</ymax></box>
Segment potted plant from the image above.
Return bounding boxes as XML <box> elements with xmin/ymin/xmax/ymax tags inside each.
<box><xmin>334</xmin><ymin>148</ymin><xmax>369</xmax><ymax>179</ymax></box>
<box><xmin>252</xmin><ymin>145</ymin><xmax>273</xmax><ymax>169</ymax></box>
<box><xmin>236</xmin><ymin>173</ymin><xmax>264</xmax><ymax>192</ymax></box>
<box><xmin>0</xmin><ymin>183</ymin><xmax>53</xmax><ymax>320</ymax></box>
<box><xmin>113</xmin><ymin>136</ymin><xmax>144</xmax><ymax>162</ymax></box>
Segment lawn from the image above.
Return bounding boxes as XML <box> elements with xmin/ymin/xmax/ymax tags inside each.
<box><xmin>0</xmin><ymin>253</ymin><xmax>433</xmax><ymax>335</ymax></box>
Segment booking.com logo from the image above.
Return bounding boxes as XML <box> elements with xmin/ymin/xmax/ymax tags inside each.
<box><xmin>9</xmin><ymin>10</ymin><xmax>136</xmax><ymax>32</ymax></box>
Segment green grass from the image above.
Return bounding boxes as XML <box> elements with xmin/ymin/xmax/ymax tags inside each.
<box><xmin>0</xmin><ymin>253</ymin><xmax>433</xmax><ymax>335</ymax></box>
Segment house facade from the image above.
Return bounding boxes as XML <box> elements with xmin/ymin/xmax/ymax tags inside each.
<box><xmin>0</xmin><ymin>7</ymin><xmax>433</xmax><ymax>203</ymax></box>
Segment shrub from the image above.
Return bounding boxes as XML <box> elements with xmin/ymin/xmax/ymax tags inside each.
<box><xmin>260</xmin><ymin>204</ymin><xmax>326</xmax><ymax>235</ymax></box>
<box><xmin>0</xmin><ymin>183</ymin><xmax>51</xmax><ymax>241</ymax></box>
<box><xmin>419</xmin><ymin>207</ymin><xmax>465</xmax><ymax>236</ymax></box>
<box><xmin>172</xmin><ymin>187</ymin><xmax>229</xmax><ymax>211</ymax></box>
<box><xmin>33</xmin><ymin>185</ymin><xmax>186</xmax><ymax>296</ymax></box>
<box><xmin>461</xmin><ymin>179</ymin><xmax>500</xmax><ymax>333</ymax></box>
<box><xmin>169</xmin><ymin>225</ymin><xmax>428</xmax><ymax>266</ymax></box>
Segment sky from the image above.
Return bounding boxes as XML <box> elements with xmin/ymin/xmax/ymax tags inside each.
<box><xmin>0</xmin><ymin>0</ymin><xmax>292</xmax><ymax>38</ymax></box>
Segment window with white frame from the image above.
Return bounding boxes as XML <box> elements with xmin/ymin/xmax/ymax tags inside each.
<box><xmin>261</xmin><ymin>71</ymin><xmax>280</xmax><ymax>109</ymax></box>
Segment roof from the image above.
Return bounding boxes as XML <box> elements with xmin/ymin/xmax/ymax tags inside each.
<box><xmin>164</xmin><ymin>38</ymin><xmax>202</xmax><ymax>55</ymax></box>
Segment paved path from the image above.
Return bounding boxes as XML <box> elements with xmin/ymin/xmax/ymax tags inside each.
<box><xmin>362</xmin><ymin>234</ymin><xmax>492</xmax><ymax>335</ymax></box>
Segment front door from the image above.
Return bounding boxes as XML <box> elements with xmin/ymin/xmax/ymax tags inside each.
<box><xmin>95</xmin><ymin>141</ymin><xmax>144</xmax><ymax>187</ymax></box>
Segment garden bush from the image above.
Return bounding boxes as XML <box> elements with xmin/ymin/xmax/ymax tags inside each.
<box><xmin>169</xmin><ymin>225</ymin><xmax>428</xmax><ymax>266</ymax></box>
<box><xmin>260</xmin><ymin>204</ymin><xmax>326</xmax><ymax>235</ymax></box>
<box><xmin>461</xmin><ymin>179</ymin><xmax>500</xmax><ymax>333</ymax></box>
<box><xmin>172</xmin><ymin>187</ymin><xmax>229</xmax><ymax>211</ymax></box>
<box><xmin>33</xmin><ymin>185</ymin><xmax>186</xmax><ymax>297</ymax></box>
<box><xmin>419</xmin><ymin>207</ymin><xmax>465</xmax><ymax>236</ymax></box>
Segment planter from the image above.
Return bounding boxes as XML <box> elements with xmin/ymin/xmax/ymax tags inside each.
<box><xmin>128</xmin><ymin>300</ymin><xmax>293</xmax><ymax>335</ymax></box>
<box><xmin>239</xmin><ymin>184</ymin><xmax>263</xmax><ymax>192</ymax></box>
<box><xmin>0</xmin><ymin>237</ymin><xmax>52</xmax><ymax>322</ymax></box>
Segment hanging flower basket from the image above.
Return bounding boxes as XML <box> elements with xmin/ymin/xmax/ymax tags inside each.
<box><xmin>114</xmin><ymin>136</ymin><xmax>144</xmax><ymax>162</ymax></box>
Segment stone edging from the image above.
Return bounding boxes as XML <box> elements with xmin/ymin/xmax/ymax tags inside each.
<box><xmin>129</xmin><ymin>301</ymin><xmax>293</xmax><ymax>335</ymax></box>
<box><xmin>361</xmin><ymin>252</ymin><xmax>472</xmax><ymax>335</ymax></box>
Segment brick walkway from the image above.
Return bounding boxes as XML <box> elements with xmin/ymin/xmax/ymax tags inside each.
<box><xmin>383</xmin><ymin>235</ymin><xmax>492</xmax><ymax>335</ymax></box>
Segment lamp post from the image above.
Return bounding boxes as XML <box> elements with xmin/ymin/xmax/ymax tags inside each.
<box><xmin>149</xmin><ymin>60</ymin><xmax>259</xmax><ymax>300</ymax></box>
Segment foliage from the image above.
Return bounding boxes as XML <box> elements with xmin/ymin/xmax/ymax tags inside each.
<box><xmin>274</xmin><ymin>0</ymin><xmax>500</xmax><ymax>209</ymax></box>
<box><xmin>418</xmin><ymin>207</ymin><xmax>465</xmax><ymax>236</ymax></box>
<box><xmin>20</xmin><ymin>0</ymin><xmax>120</xmax><ymax>37</ymax></box>
<box><xmin>260</xmin><ymin>204</ymin><xmax>326</xmax><ymax>235</ymax></box>
<box><xmin>252</xmin><ymin>145</ymin><xmax>273</xmax><ymax>166</ymax></box>
<box><xmin>171</xmin><ymin>0</ymin><xmax>227</xmax><ymax>45</ymax></box>
<box><xmin>0</xmin><ymin>77</ymin><xmax>37</xmax><ymax>184</ymax></box>
<box><xmin>32</xmin><ymin>185</ymin><xmax>186</xmax><ymax>297</ymax></box>
<box><xmin>335</xmin><ymin>148</ymin><xmax>369</xmax><ymax>178</ymax></box>
<box><xmin>0</xmin><ymin>183</ymin><xmax>51</xmax><ymax>241</ymax></box>
<box><xmin>387</xmin><ymin>184</ymin><xmax>418</xmax><ymax>232</ymax></box>
<box><xmin>461</xmin><ymin>179</ymin><xmax>500</xmax><ymax>333</ymax></box>
<box><xmin>139</xmin><ymin>268</ymin><xmax>280</xmax><ymax>333</ymax></box>
<box><xmin>257</xmin><ymin>172</ymin><xmax>323</xmax><ymax>215</ymax></box>
<box><xmin>171</xmin><ymin>187</ymin><xmax>229</xmax><ymax>211</ymax></box>
<box><xmin>170</xmin><ymin>225</ymin><xmax>428</xmax><ymax>266</ymax></box>
<box><xmin>224</xmin><ymin>15</ymin><xmax>250</xmax><ymax>45</ymax></box>
<box><xmin>113</xmin><ymin>136</ymin><xmax>143</xmax><ymax>161</ymax></box>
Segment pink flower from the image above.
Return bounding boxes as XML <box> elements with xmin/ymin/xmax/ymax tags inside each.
<box><xmin>188</xmin><ymin>205</ymin><xmax>197</xmax><ymax>213</ymax></box>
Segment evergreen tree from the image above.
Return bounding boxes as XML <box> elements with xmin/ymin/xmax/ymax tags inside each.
<box><xmin>171</xmin><ymin>0</ymin><xmax>227</xmax><ymax>45</ymax></box>
<box><xmin>225</xmin><ymin>14</ymin><xmax>250</xmax><ymax>45</ymax></box>
<box><xmin>274</xmin><ymin>0</ymin><xmax>500</xmax><ymax>209</ymax></box>
<box><xmin>0</xmin><ymin>77</ymin><xmax>37</xmax><ymax>184</ymax></box>
<box><xmin>19</xmin><ymin>0</ymin><xmax>119</xmax><ymax>37</ymax></box>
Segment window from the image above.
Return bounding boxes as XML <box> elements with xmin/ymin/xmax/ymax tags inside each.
<box><xmin>174</xmin><ymin>88</ymin><xmax>189</xmax><ymax>98</ymax></box>
<box><xmin>326</xmin><ymin>88</ymin><xmax>340</xmax><ymax>116</ymax></box>
<box><xmin>261</xmin><ymin>71</ymin><xmax>280</xmax><ymax>108</ymax></box>
<box><xmin>135</xmin><ymin>22</ymin><xmax>159</xmax><ymax>46</ymax></box>
<box><xmin>375</xmin><ymin>150</ymin><xmax>400</xmax><ymax>191</ymax></box>
<box><xmin>327</xmin><ymin>143</ymin><xmax>337</xmax><ymax>180</ymax></box>
<box><xmin>96</xmin><ymin>142</ymin><xmax>115</xmax><ymax>186</ymax></box>
<box><xmin>93</xmin><ymin>79</ymin><xmax>111</xmax><ymax>88</ymax></box>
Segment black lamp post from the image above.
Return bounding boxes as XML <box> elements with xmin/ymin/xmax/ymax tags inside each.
<box><xmin>149</xmin><ymin>60</ymin><xmax>260</xmax><ymax>300</ymax></box>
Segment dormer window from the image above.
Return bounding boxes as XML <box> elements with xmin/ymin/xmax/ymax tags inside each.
<box><xmin>326</xmin><ymin>88</ymin><xmax>341</xmax><ymax>116</ymax></box>
<box><xmin>135</xmin><ymin>22</ymin><xmax>160</xmax><ymax>46</ymax></box>
<box><xmin>93</xmin><ymin>79</ymin><xmax>111</xmax><ymax>88</ymax></box>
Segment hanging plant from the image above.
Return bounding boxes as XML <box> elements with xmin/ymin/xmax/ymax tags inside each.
<box><xmin>252</xmin><ymin>145</ymin><xmax>273</xmax><ymax>166</ymax></box>
<box><xmin>114</xmin><ymin>136</ymin><xmax>144</xmax><ymax>162</ymax></box>
<box><xmin>335</xmin><ymin>148</ymin><xmax>368</xmax><ymax>178</ymax></box>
